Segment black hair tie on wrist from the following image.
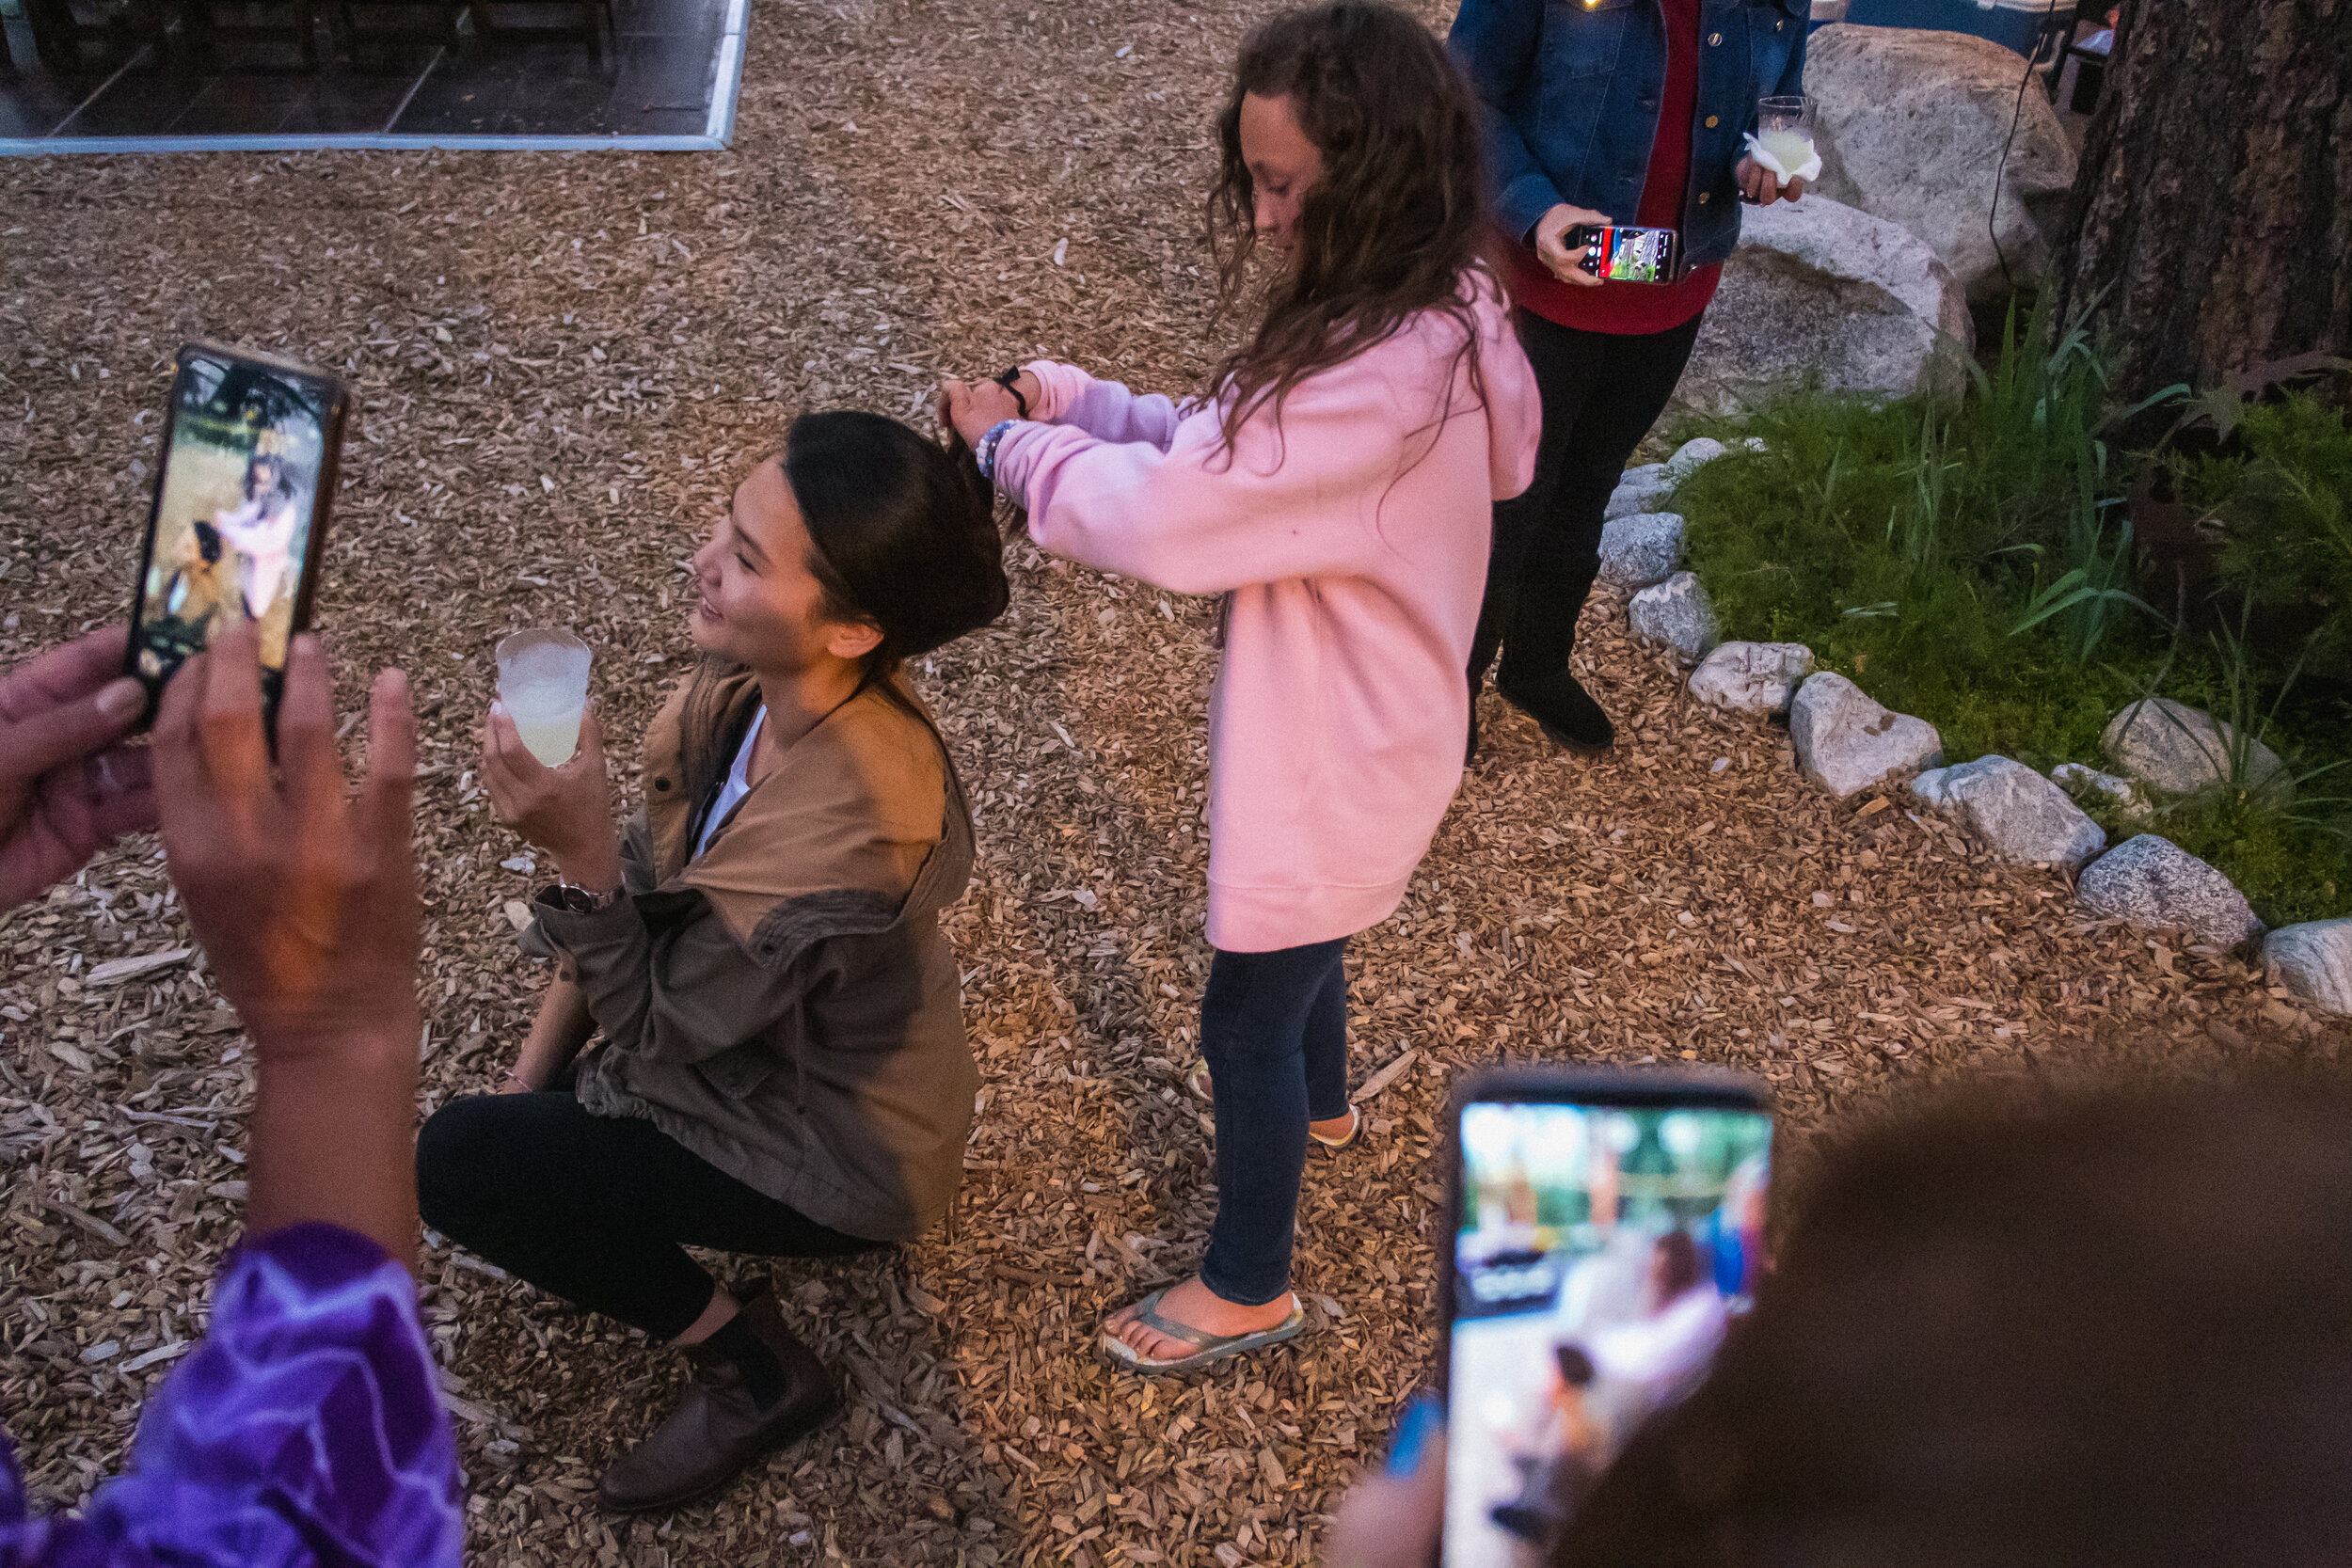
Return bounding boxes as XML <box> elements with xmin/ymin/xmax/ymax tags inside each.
<box><xmin>993</xmin><ymin>366</ymin><xmax>1029</xmax><ymax>419</ymax></box>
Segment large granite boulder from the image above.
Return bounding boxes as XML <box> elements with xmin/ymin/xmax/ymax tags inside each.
<box><xmin>1688</xmin><ymin>641</ymin><xmax>1815</xmax><ymax>715</ymax></box>
<box><xmin>2103</xmin><ymin>698</ymin><xmax>2292</xmax><ymax>802</ymax></box>
<box><xmin>1628</xmin><ymin>572</ymin><xmax>1720</xmax><ymax>665</ymax></box>
<box><xmin>1597</xmin><ymin>513</ymin><xmax>1685</xmax><ymax>589</ymax></box>
<box><xmin>1805</xmin><ymin>24</ymin><xmax>2079</xmax><ymax>305</ymax></box>
<box><xmin>2263</xmin><ymin>919</ymin><xmax>2352</xmax><ymax>1019</ymax></box>
<box><xmin>1678</xmin><ymin>195</ymin><xmax>1974</xmax><ymax>415</ymax></box>
<box><xmin>2076</xmin><ymin>834</ymin><xmax>2264</xmax><ymax>949</ymax></box>
<box><xmin>1912</xmin><ymin>754</ymin><xmax>2106</xmax><ymax>869</ymax></box>
<box><xmin>1788</xmin><ymin>672</ymin><xmax>1944</xmax><ymax>799</ymax></box>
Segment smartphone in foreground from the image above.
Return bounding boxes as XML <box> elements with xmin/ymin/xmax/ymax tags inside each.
<box><xmin>126</xmin><ymin>342</ymin><xmax>350</xmax><ymax>724</ymax></box>
<box><xmin>1565</xmin><ymin>224</ymin><xmax>1681</xmax><ymax>285</ymax></box>
<box><xmin>1439</xmin><ymin>1067</ymin><xmax>1771</xmax><ymax>1567</ymax></box>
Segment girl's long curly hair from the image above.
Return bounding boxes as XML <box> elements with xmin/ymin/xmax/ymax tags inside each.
<box><xmin>1205</xmin><ymin>3</ymin><xmax>1497</xmax><ymax>456</ymax></box>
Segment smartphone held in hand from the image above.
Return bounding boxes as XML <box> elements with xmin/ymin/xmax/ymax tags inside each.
<box><xmin>1564</xmin><ymin>224</ymin><xmax>1681</xmax><ymax>285</ymax></box>
<box><xmin>1438</xmin><ymin>1066</ymin><xmax>1772</xmax><ymax>1566</ymax></box>
<box><xmin>126</xmin><ymin>342</ymin><xmax>351</xmax><ymax>726</ymax></box>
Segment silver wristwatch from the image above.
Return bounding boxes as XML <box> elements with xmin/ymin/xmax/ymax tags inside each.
<box><xmin>548</xmin><ymin>879</ymin><xmax>622</xmax><ymax>914</ymax></box>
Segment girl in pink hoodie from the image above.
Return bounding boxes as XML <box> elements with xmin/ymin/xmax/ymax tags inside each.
<box><xmin>944</xmin><ymin>1</ymin><xmax>1538</xmax><ymax>1372</ymax></box>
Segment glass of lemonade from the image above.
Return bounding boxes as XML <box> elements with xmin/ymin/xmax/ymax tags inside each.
<box><xmin>495</xmin><ymin>627</ymin><xmax>594</xmax><ymax>768</ymax></box>
<box><xmin>1754</xmin><ymin>94</ymin><xmax>1818</xmax><ymax>182</ymax></box>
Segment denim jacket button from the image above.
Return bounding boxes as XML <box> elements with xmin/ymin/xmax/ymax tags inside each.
<box><xmin>1705</xmin><ymin>114</ymin><xmax>1719</xmax><ymax>128</ymax></box>
<box><xmin>1698</xmin><ymin>191</ymin><xmax>1712</xmax><ymax>203</ymax></box>
<box><xmin>1708</xmin><ymin>30</ymin><xmax>1723</xmax><ymax>43</ymax></box>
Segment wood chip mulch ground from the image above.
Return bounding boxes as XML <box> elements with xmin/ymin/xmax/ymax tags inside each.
<box><xmin>1</xmin><ymin>2</ymin><xmax>2344</xmax><ymax>1564</ymax></box>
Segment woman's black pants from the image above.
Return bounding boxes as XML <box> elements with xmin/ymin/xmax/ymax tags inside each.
<box><xmin>416</xmin><ymin>1090</ymin><xmax>880</xmax><ymax>1340</ymax></box>
<box><xmin>1469</xmin><ymin>309</ymin><xmax>1708</xmax><ymax>696</ymax></box>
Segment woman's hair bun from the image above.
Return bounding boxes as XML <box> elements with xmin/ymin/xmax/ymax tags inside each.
<box><xmin>784</xmin><ymin>410</ymin><xmax>1010</xmax><ymax>668</ymax></box>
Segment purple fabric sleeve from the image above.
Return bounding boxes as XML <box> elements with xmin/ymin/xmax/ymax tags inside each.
<box><xmin>0</xmin><ymin>1223</ymin><xmax>463</xmax><ymax>1568</ymax></box>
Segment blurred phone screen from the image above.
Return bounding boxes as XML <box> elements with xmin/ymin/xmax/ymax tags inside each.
<box><xmin>129</xmin><ymin>345</ymin><xmax>346</xmax><ymax>713</ymax></box>
<box><xmin>1442</xmin><ymin>1092</ymin><xmax>1771</xmax><ymax>1566</ymax></box>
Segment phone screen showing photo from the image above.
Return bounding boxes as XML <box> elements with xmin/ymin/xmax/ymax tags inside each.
<box><xmin>1443</xmin><ymin>1098</ymin><xmax>1772</xmax><ymax>1567</ymax></box>
<box><xmin>1597</xmin><ymin>226</ymin><xmax>1673</xmax><ymax>284</ymax></box>
<box><xmin>131</xmin><ymin>349</ymin><xmax>338</xmax><ymax>704</ymax></box>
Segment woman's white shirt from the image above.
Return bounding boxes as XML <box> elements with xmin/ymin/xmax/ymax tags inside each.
<box><xmin>693</xmin><ymin>705</ymin><xmax>768</xmax><ymax>861</ymax></box>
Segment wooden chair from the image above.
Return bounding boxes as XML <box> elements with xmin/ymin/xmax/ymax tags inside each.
<box><xmin>2033</xmin><ymin>0</ymin><xmax>2108</xmax><ymax>103</ymax></box>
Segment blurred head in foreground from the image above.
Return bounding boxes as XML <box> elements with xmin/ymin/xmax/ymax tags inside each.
<box><xmin>1552</xmin><ymin>1070</ymin><xmax>2352</xmax><ymax>1568</ymax></box>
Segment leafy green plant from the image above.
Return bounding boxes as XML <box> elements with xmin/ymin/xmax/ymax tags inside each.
<box><xmin>2209</xmin><ymin>393</ymin><xmax>2352</xmax><ymax>664</ymax></box>
<box><xmin>2205</xmin><ymin>604</ymin><xmax>2302</xmax><ymax>802</ymax></box>
<box><xmin>1668</xmin><ymin>295</ymin><xmax>2351</xmax><ymax>925</ymax></box>
<box><xmin>1674</xmin><ymin>387</ymin><xmax>2140</xmax><ymax>770</ymax></box>
<box><xmin>1887</xmin><ymin>409</ymin><xmax>1961</xmax><ymax>580</ymax></box>
<box><xmin>2009</xmin><ymin>447</ymin><xmax>2163</xmax><ymax>665</ymax></box>
<box><xmin>1967</xmin><ymin>296</ymin><xmax>2103</xmax><ymax>481</ymax></box>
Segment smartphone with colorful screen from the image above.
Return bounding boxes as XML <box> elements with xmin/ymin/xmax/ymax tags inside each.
<box><xmin>1564</xmin><ymin>224</ymin><xmax>1681</xmax><ymax>284</ymax></box>
<box><xmin>1438</xmin><ymin>1067</ymin><xmax>1772</xmax><ymax>1567</ymax></box>
<box><xmin>125</xmin><ymin>342</ymin><xmax>350</xmax><ymax>727</ymax></box>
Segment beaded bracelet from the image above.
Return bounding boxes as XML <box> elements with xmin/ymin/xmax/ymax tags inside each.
<box><xmin>976</xmin><ymin>418</ymin><xmax>1018</xmax><ymax>482</ymax></box>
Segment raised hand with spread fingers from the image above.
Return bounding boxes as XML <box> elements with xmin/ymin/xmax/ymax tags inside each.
<box><xmin>151</xmin><ymin>619</ymin><xmax>423</xmax><ymax>1267</ymax></box>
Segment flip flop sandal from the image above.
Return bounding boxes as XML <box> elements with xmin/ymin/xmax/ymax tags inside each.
<box><xmin>1309</xmin><ymin>1104</ymin><xmax>1363</xmax><ymax>1150</ymax></box>
<box><xmin>1183</xmin><ymin>1058</ymin><xmax>1214</xmax><ymax>1103</ymax></box>
<box><xmin>1100</xmin><ymin>1288</ymin><xmax>1309</xmax><ymax>1375</ymax></box>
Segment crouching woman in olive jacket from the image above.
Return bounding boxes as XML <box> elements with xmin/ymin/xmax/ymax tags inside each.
<box><xmin>417</xmin><ymin>411</ymin><xmax>1008</xmax><ymax>1513</ymax></box>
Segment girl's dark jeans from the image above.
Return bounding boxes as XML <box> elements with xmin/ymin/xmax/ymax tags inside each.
<box><xmin>1198</xmin><ymin>936</ymin><xmax>1351</xmax><ymax>1307</ymax></box>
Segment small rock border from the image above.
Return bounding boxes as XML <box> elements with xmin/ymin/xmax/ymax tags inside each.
<box><xmin>1611</xmin><ymin>438</ymin><xmax>2347</xmax><ymax>1019</ymax></box>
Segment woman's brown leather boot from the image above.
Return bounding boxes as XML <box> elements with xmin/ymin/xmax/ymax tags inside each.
<box><xmin>596</xmin><ymin>1285</ymin><xmax>839</xmax><ymax>1513</ymax></box>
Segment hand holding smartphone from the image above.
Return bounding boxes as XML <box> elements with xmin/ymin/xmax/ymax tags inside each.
<box><xmin>1562</xmin><ymin>224</ymin><xmax>1682</xmax><ymax>286</ymax></box>
<box><xmin>1438</xmin><ymin>1067</ymin><xmax>1770</xmax><ymax>1565</ymax></box>
<box><xmin>127</xmin><ymin>343</ymin><xmax>351</xmax><ymax>730</ymax></box>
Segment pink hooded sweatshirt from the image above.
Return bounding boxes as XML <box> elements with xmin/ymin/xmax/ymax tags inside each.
<box><xmin>993</xmin><ymin>276</ymin><xmax>1540</xmax><ymax>953</ymax></box>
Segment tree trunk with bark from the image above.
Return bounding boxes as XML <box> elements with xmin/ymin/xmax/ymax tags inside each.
<box><xmin>2056</xmin><ymin>0</ymin><xmax>2352</xmax><ymax>409</ymax></box>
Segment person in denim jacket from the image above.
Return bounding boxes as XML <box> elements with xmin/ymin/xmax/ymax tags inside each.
<box><xmin>1452</xmin><ymin>0</ymin><xmax>1807</xmax><ymax>758</ymax></box>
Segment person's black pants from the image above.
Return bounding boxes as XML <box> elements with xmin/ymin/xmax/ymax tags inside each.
<box><xmin>416</xmin><ymin>1090</ymin><xmax>881</xmax><ymax>1339</ymax></box>
<box><xmin>1470</xmin><ymin>309</ymin><xmax>1708</xmax><ymax>696</ymax></box>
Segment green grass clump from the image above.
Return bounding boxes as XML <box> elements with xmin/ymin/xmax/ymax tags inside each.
<box><xmin>1671</xmin><ymin>388</ymin><xmax>2153</xmax><ymax>769</ymax></box>
<box><xmin>1667</xmin><ymin>303</ymin><xmax>2352</xmax><ymax>927</ymax></box>
<box><xmin>2206</xmin><ymin>394</ymin><xmax>2352</xmax><ymax>667</ymax></box>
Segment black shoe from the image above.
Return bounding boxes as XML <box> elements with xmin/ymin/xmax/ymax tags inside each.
<box><xmin>1497</xmin><ymin>667</ymin><xmax>1615</xmax><ymax>755</ymax></box>
<box><xmin>596</xmin><ymin>1288</ymin><xmax>839</xmax><ymax>1513</ymax></box>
